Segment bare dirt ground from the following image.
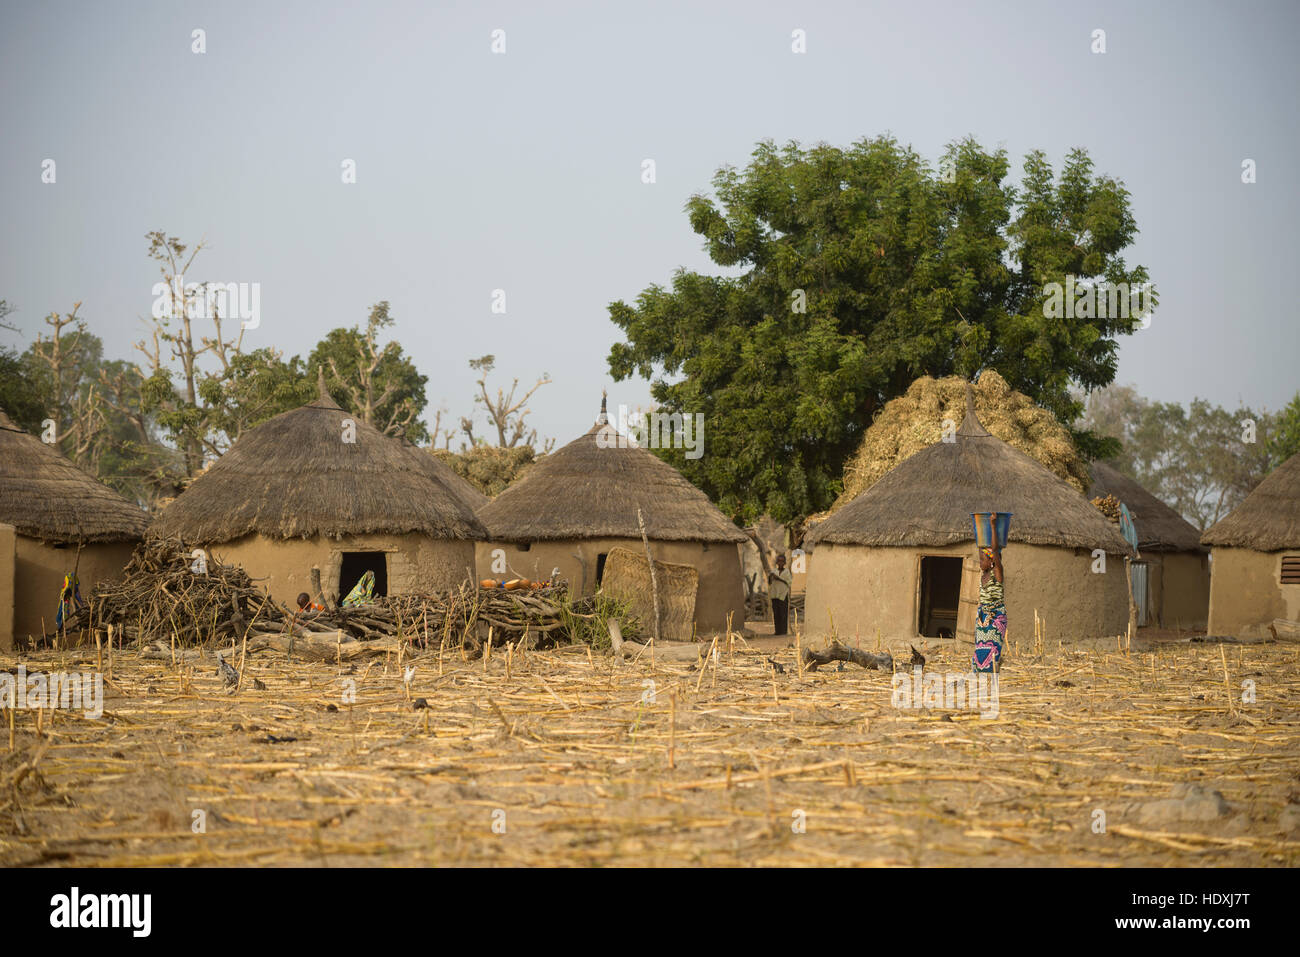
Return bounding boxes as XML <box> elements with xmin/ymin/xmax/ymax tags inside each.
<box><xmin>2</xmin><ymin>631</ymin><xmax>1298</xmax><ymax>867</ymax></box>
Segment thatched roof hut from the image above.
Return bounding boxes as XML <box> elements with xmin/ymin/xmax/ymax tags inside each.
<box><xmin>1201</xmin><ymin>452</ymin><xmax>1300</xmax><ymax>552</ymax></box>
<box><xmin>1089</xmin><ymin>463</ymin><xmax>1203</xmax><ymax>553</ymax></box>
<box><xmin>811</xmin><ymin>400</ymin><xmax>1128</xmax><ymax>553</ymax></box>
<box><xmin>152</xmin><ymin>388</ymin><xmax>485</xmax><ymax>543</ymax></box>
<box><xmin>0</xmin><ymin>408</ymin><xmax>147</xmax><ymax>543</ymax></box>
<box><xmin>804</xmin><ymin>391</ymin><xmax>1130</xmax><ymax>643</ymax></box>
<box><xmin>0</xmin><ymin>407</ymin><xmax>146</xmax><ymax>648</ymax></box>
<box><xmin>835</xmin><ymin>370</ymin><xmax>1088</xmax><ymax>510</ymax></box>
<box><xmin>475</xmin><ymin>398</ymin><xmax>746</xmax><ymax>634</ymax></box>
<box><xmin>1201</xmin><ymin>452</ymin><xmax>1300</xmax><ymax>637</ymax></box>
<box><xmin>477</xmin><ymin>411</ymin><xmax>747</xmax><ymax>546</ymax></box>
<box><xmin>150</xmin><ymin>383</ymin><xmax>486</xmax><ymax>605</ymax></box>
<box><xmin>1088</xmin><ymin>462</ymin><xmax>1209</xmax><ymax>629</ymax></box>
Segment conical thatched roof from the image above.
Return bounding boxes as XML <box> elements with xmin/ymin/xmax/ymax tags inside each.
<box><xmin>406</xmin><ymin>443</ymin><xmax>490</xmax><ymax>509</ymax></box>
<box><xmin>150</xmin><ymin>386</ymin><xmax>486</xmax><ymax>543</ymax></box>
<box><xmin>476</xmin><ymin>402</ymin><xmax>746</xmax><ymax>544</ymax></box>
<box><xmin>807</xmin><ymin>395</ymin><xmax>1129</xmax><ymax>551</ymax></box>
<box><xmin>1201</xmin><ymin>452</ymin><xmax>1300</xmax><ymax>551</ymax></box>
<box><xmin>0</xmin><ymin>407</ymin><xmax>147</xmax><ymax>543</ymax></box>
<box><xmin>1088</xmin><ymin>462</ymin><xmax>1204</xmax><ymax>552</ymax></box>
<box><xmin>835</xmin><ymin>371</ymin><xmax>1088</xmax><ymax>510</ymax></box>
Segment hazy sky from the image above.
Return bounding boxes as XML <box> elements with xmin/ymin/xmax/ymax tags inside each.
<box><xmin>2</xmin><ymin>0</ymin><xmax>1297</xmax><ymax>448</ymax></box>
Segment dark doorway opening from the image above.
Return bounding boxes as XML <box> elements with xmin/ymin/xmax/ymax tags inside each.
<box><xmin>919</xmin><ymin>556</ymin><xmax>962</xmax><ymax>638</ymax></box>
<box><xmin>339</xmin><ymin>551</ymin><xmax>388</xmax><ymax>601</ymax></box>
<box><xmin>595</xmin><ymin>552</ymin><xmax>608</xmax><ymax>586</ymax></box>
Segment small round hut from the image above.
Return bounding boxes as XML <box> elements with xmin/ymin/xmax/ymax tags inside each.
<box><xmin>150</xmin><ymin>382</ymin><xmax>486</xmax><ymax>606</ymax></box>
<box><xmin>0</xmin><ymin>408</ymin><xmax>147</xmax><ymax>648</ymax></box>
<box><xmin>1201</xmin><ymin>451</ymin><xmax>1300</xmax><ymax>638</ymax></box>
<box><xmin>805</xmin><ymin>393</ymin><xmax>1130</xmax><ymax>643</ymax></box>
<box><xmin>1088</xmin><ymin>462</ymin><xmax>1209</xmax><ymax>629</ymax></box>
<box><xmin>474</xmin><ymin>398</ymin><xmax>747</xmax><ymax>635</ymax></box>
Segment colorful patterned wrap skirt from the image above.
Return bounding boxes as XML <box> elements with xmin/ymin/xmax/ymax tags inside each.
<box><xmin>973</xmin><ymin>577</ymin><xmax>1006</xmax><ymax>673</ymax></box>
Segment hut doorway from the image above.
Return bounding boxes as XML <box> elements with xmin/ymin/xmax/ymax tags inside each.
<box><xmin>918</xmin><ymin>556</ymin><xmax>962</xmax><ymax>638</ymax></box>
<box><xmin>339</xmin><ymin>551</ymin><xmax>388</xmax><ymax>600</ymax></box>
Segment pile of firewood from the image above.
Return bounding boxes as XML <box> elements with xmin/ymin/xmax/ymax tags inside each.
<box><xmin>64</xmin><ymin>538</ymin><xmax>283</xmax><ymax>645</ymax></box>
<box><xmin>64</xmin><ymin>539</ymin><xmax>631</xmax><ymax>652</ymax></box>
<box><xmin>258</xmin><ymin>584</ymin><xmax>628</xmax><ymax>653</ymax></box>
<box><xmin>273</xmin><ymin>582</ymin><xmax>593</xmax><ymax>649</ymax></box>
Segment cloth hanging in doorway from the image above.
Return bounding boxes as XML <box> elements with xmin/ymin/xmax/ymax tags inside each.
<box><xmin>342</xmin><ymin>570</ymin><xmax>376</xmax><ymax>607</ymax></box>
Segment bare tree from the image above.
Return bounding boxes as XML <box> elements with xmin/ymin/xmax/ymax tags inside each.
<box><xmin>460</xmin><ymin>355</ymin><xmax>552</xmax><ymax>448</ymax></box>
<box><xmin>430</xmin><ymin>406</ymin><xmax>457</xmax><ymax>449</ymax></box>
<box><xmin>27</xmin><ymin>303</ymin><xmax>110</xmax><ymax>466</ymax></box>
<box><xmin>137</xmin><ymin>231</ymin><xmax>245</xmax><ymax>473</ymax></box>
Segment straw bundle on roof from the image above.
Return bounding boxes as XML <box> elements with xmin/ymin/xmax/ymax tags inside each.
<box><xmin>836</xmin><ymin>371</ymin><xmax>1087</xmax><ymax>510</ymax></box>
<box><xmin>1088</xmin><ymin>462</ymin><xmax>1204</xmax><ymax>552</ymax></box>
<box><xmin>807</xmin><ymin>396</ymin><xmax>1129</xmax><ymax>551</ymax></box>
<box><xmin>433</xmin><ymin>445</ymin><xmax>538</xmax><ymax>500</ymax></box>
<box><xmin>150</xmin><ymin>388</ymin><xmax>486</xmax><ymax>543</ymax></box>
<box><xmin>0</xmin><ymin>407</ymin><xmax>148</xmax><ymax>543</ymax></box>
<box><xmin>476</xmin><ymin>414</ymin><xmax>746</xmax><ymax>544</ymax></box>
<box><xmin>1201</xmin><ymin>451</ymin><xmax>1300</xmax><ymax>551</ymax></box>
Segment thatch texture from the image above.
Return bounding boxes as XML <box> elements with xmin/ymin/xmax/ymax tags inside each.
<box><xmin>0</xmin><ymin>408</ymin><xmax>148</xmax><ymax>543</ymax></box>
<box><xmin>150</xmin><ymin>392</ymin><xmax>487</xmax><ymax>543</ymax></box>
<box><xmin>476</xmin><ymin>421</ymin><xmax>747</xmax><ymax>544</ymax></box>
<box><xmin>600</xmin><ymin>546</ymin><xmax>699</xmax><ymax>640</ymax></box>
<box><xmin>1201</xmin><ymin>451</ymin><xmax>1300</xmax><ymax>551</ymax></box>
<box><xmin>1088</xmin><ymin>462</ymin><xmax>1204</xmax><ymax>552</ymax></box>
<box><xmin>807</xmin><ymin>400</ymin><xmax>1129</xmax><ymax>551</ymax></box>
<box><xmin>436</xmin><ymin>460</ymin><xmax>491</xmax><ymax>509</ymax></box>
<box><xmin>407</xmin><ymin>444</ymin><xmax>490</xmax><ymax>509</ymax></box>
<box><xmin>835</xmin><ymin>371</ymin><xmax>1088</xmax><ymax>509</ymax></box>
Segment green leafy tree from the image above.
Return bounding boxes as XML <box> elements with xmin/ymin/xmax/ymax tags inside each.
<box><xmin>201</xmin><ymin>348</ymin><xmax>314</xmax><ymax>445</ymax></box>
<box><xmin>1073</xmin><ymin>383</ymin><xmax>1143</xmax><ymax>470</ymax></box>
<box><xmin>1082</xmin><ymin>385</ymin><xmax>1278</xmax><ymax>530</ymax></box>
<box><xmin>1268</xmin><ymin>392</ymin><xmax>1300</xmax><ymax>465</ymax></box>
<box><xmin>18</xmin><ymin>304</ymin><xmax>182</xmax><ymax>506</ymax></box>
<box><xmin>93</xmin><ymin>357</ymin><xmax>186</xmax><ymax>507</ymax></box>
<box><xmin>1149</xmin><ymin>400</ymin><xmax>1275</xmax><ymax>530</ymax></box>
<box><xmin>0</xmin><ymin>301</ymin><xmax>42</xmax><ymax>426</ymax></box>
<box><xmin>608</xmin><ymin>137</ymin><xmax>1152</xmax><ymax>524</ymax></box>
<box><xmin>308</xmin><ymin>302</ymin><xmax>429</xmax><ymax>443</ymax></box>
<box><xmin>0</xmin><ymin>346</ymin><xmax>45</xmax><ymax>430</ymax></box>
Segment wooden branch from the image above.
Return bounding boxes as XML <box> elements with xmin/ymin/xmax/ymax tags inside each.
<box><xmin>802</xmin><ymin>640</ymin><xmax>893</xmax><ymax>673</ymax></box>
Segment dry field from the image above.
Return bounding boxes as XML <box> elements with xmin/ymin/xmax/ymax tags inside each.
<box><xmin>2</xmin><ymin>631</ymin><xmax>1298</xmax><ymax>867</ymax></box>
